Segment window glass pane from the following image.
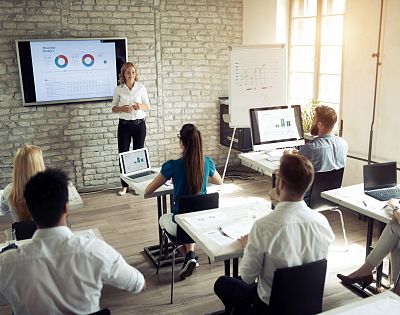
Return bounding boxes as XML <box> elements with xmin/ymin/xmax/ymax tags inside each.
<box><xmin>290</xmin><ymin>46</ymin><xmax>315</xmax><ymax>72</ymax></box>
<box><xmin>292</xmin><ymin>0</ymin><xmax>317</xmax><ymax>17</ymax></box>
<box><xmin>289</xmin><ymin>72</ymin><xmax>314</xmax><ymax>100</ymax></box>
<box><xmin>291</xmin><ymin>18</ymin><xmax>317</xmax><ymax>45</ymax></box>
<box><xmin>322</xmin><ymin>0</ymin><xmax>346</xmax><ymax>15</ymax></box>
<box><xmin>321</xmin><ymin>16</ymin><xmax>343</xmax><ymax>45</ymax></box>
<box><xmin>320</xmin><ymin>46</ymin><xmax>342</xmax><ymax>74</ymax></box>
<box><xmin>288</xmin><ymin>97</ymin><xmax>310</xmax><ymax>107</ymax></box>
<box><xmin>318</xmin><ymin>74</ymin><xmax>341</xmax><ymax>103</ymax></box>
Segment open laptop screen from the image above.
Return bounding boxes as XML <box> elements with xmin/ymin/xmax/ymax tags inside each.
<box><xmin>120</xmin><ymin>149</ymin><xmax>149</xmax><ymax>174</ymax></box>
<box><xmin>364</xmin><ymin>162</ymin><xmax>397</xmax><ymax>190</ymax></box>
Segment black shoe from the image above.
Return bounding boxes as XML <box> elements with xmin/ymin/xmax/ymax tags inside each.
<box><xmin>179</xmin><ymin>251</ymin><xmax>197</xmax><ymax>279</ymax></box>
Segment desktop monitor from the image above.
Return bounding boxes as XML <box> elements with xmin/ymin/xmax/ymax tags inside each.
<box><xmin>249</xmin><ymin>105</ymin><xmax>305</xmax><ymax>151</ymax></box>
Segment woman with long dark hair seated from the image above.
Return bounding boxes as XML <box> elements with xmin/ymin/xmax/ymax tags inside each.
<box><xmin>146</xmin><ymin>123</ymin><xmax>222</xmax><ymax>279</ymax></box>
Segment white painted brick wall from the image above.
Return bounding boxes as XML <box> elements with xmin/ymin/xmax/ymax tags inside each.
<box><xmin>0</xmin><ymin>0</ymin><xmax>242</xmax><ymax>189</ymax></box>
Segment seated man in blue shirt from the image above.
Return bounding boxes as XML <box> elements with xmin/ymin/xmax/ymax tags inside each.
<box><xmin>269</xmin><ymin>105</ymin><xmax>348</xmax><ymax>206</ymax></box>
<box><xmin>0</xmin><ymin>169</ymin><xmax>145</xmax><ymax>315</ymax></box>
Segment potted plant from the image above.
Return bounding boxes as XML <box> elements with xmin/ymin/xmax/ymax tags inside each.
<box><xmin>301</xmin><ymin>100</ymin><xmax>319</xmax><ymax>134</ymax></box>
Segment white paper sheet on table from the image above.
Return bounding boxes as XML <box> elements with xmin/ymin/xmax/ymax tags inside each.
<box><xmin>183</xmin><ymin>211</ymin><xmax>234</xmax><ymax>230</ymax></box>
<box><xmin>205</xmin><ymin>230</ymin><xmax>235</xmax><ymax>246</ymax></box>
<box><xmin>219</xmin><ymin>222</ymin><xmax>253</xmax><ymax>240</ymax></box>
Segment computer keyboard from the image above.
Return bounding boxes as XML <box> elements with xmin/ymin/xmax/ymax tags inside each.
<box><xmin>365</xmin><ymin>187</ymin><xmax>400</xmax><ymax>201</ymax></box>
<box><xmin>128</xmin><ymin>170</ymin><xmax>154</xmax><ymax>179</ymax></box>
<box><xmin>266</xmin><ymin>149</ymin><xmax>287</xmax><ymax>157</ymax></box>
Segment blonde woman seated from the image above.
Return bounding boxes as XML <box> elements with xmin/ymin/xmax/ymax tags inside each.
<box><xmin>0</xmin><ymin>145</ymin><xmax>45</xmax><ymax>222</ymax></box>
<box><xmin>337</xmin><ymin>199</ymin><xmax>400</xmax><ymax>294</ymax></box>
<box><xmin>145</xmin><ymin>124</ymin><xmax>222</xmax><ymax>279</ymax></box>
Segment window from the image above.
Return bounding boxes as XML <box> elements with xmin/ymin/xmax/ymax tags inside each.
<box><xmin>288</xmin><ymin>0</ymin><xmax>346</xmax><ymax>117</ymax></box>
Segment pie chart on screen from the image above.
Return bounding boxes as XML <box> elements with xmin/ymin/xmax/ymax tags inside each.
<box><xmin>54</xmin><ymin>55</ymin><xmax>68</xmax><ymax>68</ymax></box>
<box><xmin>82</xmin><ymin>54</ymin><xmax>95</xmax><ymax>67</ymax></box>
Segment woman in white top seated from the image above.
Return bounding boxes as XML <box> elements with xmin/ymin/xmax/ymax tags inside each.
<box><xmin>1</xmin><ymin>144</ymin><xmax>45</xmax><ymax>222</ymax></box>
<box><xmin>111</xmin><ymin>62</ymin><xmax>150</xmax><ymax>196</ymax></box>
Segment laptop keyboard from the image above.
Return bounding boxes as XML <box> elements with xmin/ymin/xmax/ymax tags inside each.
<box><xmin>128</xmin><ymin>170</ymin><xmax>154</xmax><ymax>179</ymax></box>
<box><xmin>365</xmin><ymin>187</ymin><xmax>400</xmax><ymax>201</ymax></box>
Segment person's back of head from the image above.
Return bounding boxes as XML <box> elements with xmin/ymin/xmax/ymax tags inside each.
<box><xmin>279</xmin><ymin>154</ymin><xmax>314</xmax><ymax>199</ymax></box>
<box><xmin>9</xmin><ymin>144</ymin><xmax>45</xmax><ymax>221</ymax></box>
<box><xmin>24</xmin><ymin>168</ymin><xmax>68</xmax><ymax>228</ymax></box>
<box><xmin>314</xmin><ymin>105</ymin><xmax>337</xmax><ymax>132</ymax></box>
<box><xmin>179</xmin><ymin>123</ymin><xmax>204</xmax><ymax>194</ymax></box>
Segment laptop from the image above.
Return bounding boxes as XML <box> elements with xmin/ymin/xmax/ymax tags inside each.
<box><xmin>363</xmin><ymin>162</ymin><xmax>400</xmax><ymax>201</ymax></box>
<box><xmin>119</xmin><ymin>148</ymin><xmax>158</xmax><ymax>184</ymax></box>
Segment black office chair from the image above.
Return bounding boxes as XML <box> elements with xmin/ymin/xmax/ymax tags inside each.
<box><xmin>12</xmin><ymin>220</ymin><xmax>37</xmax><ymax>240</ymax></box>
<box><xmin>268</xmin><ymin>259</ymin><xmax>328</xmax><ymax>315</ymax></box>
<box><xmin>156</xmin><ymin>192</ymin><xmax>219</xmax><ymax>304</ymax></box>
<box><xmin>87</xmin><ymin>308</ymin><xmax>111</xmax><ymax>315</ymax></box>
<box><xmin>307</xmin><ymin>168</ymin><xmax>348</xmax><ymax>248</ymax></box>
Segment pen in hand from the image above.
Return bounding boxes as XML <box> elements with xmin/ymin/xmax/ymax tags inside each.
<box><xmin>218</xmin><ymin>227</ymin><xmax>234</xmax><ymax>239</ymax></box>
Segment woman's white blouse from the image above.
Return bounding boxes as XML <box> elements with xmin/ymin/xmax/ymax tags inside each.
<box><xmin>112</xmin><ymin>83</ymin><xmax>150</xmax><ymax>120</ymax></box>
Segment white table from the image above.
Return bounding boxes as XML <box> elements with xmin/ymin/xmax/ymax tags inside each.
<box><xmin>1</xmin><ymin>184</ymin><xmax>84</xmax><ymax>215</ymax></box>
<box><xmin>321</xmin><ymin>183</ymin><xmax>393</xmax><ymax>291</ymax></box>
<box><xmin>68</xmin><ymin>184</ymin><xmax>84</xmax><ymax>210</ymax></box>
<box><xmin>238</xmin><ymin>151</ymin><xmax>280</xmax><ymax>177</ymax></box>
<box><xmin>176</xmin><ymin>197</ymin><xmax>270</xmax><ymax>277</ymax></box>
<box><xmin>320</xmin><ymin>291</ymin><xmax>400</xmax><ymax>314</ymax></box>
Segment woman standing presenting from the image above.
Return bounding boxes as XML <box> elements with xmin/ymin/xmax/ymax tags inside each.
<box><xmin>112</xmin><ymin>62</ymin><xmax>150</xmax><ymax>196</ymax></box>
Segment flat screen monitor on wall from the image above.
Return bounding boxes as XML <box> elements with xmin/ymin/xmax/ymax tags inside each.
<box><xmin>16</xmin><ymin>38</ymin><xmax>127</xmax><ymax>106</ymax></box>
<box><xmin>249</xmin><ymin>105</ymin><xmax>305</xmax><ymax>151</ymax></box>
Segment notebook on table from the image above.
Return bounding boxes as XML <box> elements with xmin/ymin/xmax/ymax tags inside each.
<box><xmin>119</xmin><ymin>148</ymin><xmax>158</xmax><ymax>184</ymax></box>
<box><xmin>363</xmin><ymin>162</ymin><xmax>400</xmax><ymax>201</ymax></box>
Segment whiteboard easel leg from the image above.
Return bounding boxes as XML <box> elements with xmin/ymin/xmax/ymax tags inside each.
<box><xmin>221</xmin><ymin>127</ymin><xmax>236</xmax><ymax>187</ymax></box>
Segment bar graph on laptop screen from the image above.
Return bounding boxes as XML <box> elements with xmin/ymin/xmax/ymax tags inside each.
<box><xmin>122</xmin><ymin>150</ymin><xmax>148</xmax><ymax>174</ymax></box>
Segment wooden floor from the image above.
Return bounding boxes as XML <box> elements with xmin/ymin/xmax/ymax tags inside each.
<box><xmin>0</xmin><ymin>170</ymin><xmax>383</xmax><ymax>314</ymax></box>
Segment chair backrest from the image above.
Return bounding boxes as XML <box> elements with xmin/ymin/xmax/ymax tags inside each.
<box><xmin>11</xmin><ymin>220</ymin><xmax>37</xmax><ymax>240</ymax></box>
<box><xmin>178</xmin><ymin>192</ymin><xmax>219</xmax><ymax>214</ymax></box>
<box><xmin>308</xmin><ymin>168</ymin><xmax>344</xmax><ymax>209</ymax></box>
<box><xmin>268</xmin><ymin>259</ymin><xmax>327</xmax><ymax>315</ymax></box>
<box><xmin>176</xmin><ymin>192</ymin><xmax>219</xmax><ymax>244</ymax></box>
<box><xmin>87</xmin><ymin>308</ymin><xmax>111</xmax><ymax>315</ymax></box>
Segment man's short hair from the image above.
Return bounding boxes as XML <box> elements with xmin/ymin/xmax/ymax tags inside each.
<box><xmin>279</xmin><ymin>154</ymin><xmax>314</xmax><ymax>197</ymax></box>
<box><xmin>315</xmin><ymin>105</ymin><xmax>337</xmax><ymax>131</ymax></box>
<box><xmin>24</xmin><ymin>169</ymin><xmax>69</xmax><ymax>228</ymax></box>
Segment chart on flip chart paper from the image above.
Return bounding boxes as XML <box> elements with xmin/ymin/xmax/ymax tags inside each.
<box><xmin>229</xmin><ymin>45</ymin><xmax>286</xmax><ymax>128</ymax></box>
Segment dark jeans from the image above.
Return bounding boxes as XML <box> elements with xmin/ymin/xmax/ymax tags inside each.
<box><xmin>118</xmin><ymin>118</ymin><xmax>146</xmax><ymax>187</ymax></box>
<box><xmin>214</xmin><ymin>276</ymin><xmax>269</xmax><ymax>315</ymax></box>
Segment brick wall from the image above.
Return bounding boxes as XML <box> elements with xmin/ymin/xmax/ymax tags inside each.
<box><xmin>0</xmin><ymin>0</ymin><xmax>242</xmax><ymax>189</ymax></box>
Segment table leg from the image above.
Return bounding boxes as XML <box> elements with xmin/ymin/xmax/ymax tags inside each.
<box><xmin>233</xmin><ymin>258</ymin><xmax>239</xmax><ymax>278</ymax></box>
<box><xmin>157</xmin><ymin>196</ymin><xmax>162</xmax><ymax>244</ymax></box>
<box><xmin>224</xmin><ymin>260</ymin><xmax>230</xmax><ymax>276</ymax></box>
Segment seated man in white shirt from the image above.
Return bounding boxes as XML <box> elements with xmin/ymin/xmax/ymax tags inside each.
<box><xmin>0</xmin><ymin>169</ymin><xmax>145</xmax><ymax>315</ymax></box>
<box><xmin>214</xmin><ymin>154</ymin><xmax>335</xmax><ymax>314</ymax></box>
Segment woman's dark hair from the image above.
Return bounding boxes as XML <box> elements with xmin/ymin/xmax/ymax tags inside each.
<box><xmin>180</xmin><ymin>124</ymin><xmax>204</xmax><ymax>195</ymax></box>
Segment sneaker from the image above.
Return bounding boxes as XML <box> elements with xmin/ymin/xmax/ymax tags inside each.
<box><xmin>118</xmin><ymin>188</ymin><xmax>128</xmax><ymax>196</ymax></box>
<box><xmin>179</xmin><ymin>251</ymin><xmax>197</xmax><ymax>279</ymax></box>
